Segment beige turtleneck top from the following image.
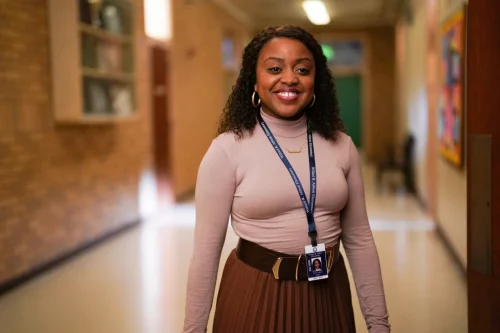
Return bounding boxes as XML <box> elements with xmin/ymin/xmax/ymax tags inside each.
<box><xmin>183</xmin><ymin>111</ymin><xmax>390</xmax><ymax>332</ymax></box>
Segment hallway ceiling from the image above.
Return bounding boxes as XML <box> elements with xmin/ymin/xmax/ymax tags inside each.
<box><xmin>214</xmin><ymin>0</ymin><xmax>403</xmax><ymax>28</ymax></box>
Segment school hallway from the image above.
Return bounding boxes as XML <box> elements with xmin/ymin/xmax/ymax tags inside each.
<box><xmin>0</xmin><ymin>163</ymin><xmax>467</xmax><ymax>333</ymax></box>
<box><xmin>3</xmin><ymin>0</ymin><xmax>500</xmax><ymax>332</ymax></box>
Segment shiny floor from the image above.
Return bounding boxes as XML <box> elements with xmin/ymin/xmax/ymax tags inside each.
<box><xmin>0</xmin><ymin>165</ymin><xmax>467</xmax><ymax>333</ymax></box>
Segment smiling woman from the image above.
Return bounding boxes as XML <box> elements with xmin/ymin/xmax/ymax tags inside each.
<box><xmin>183</xmin><ymin>26</ymin><xmax>390</xmax><ymax>333</ymax></box>
<box><xmin>254</xmin><ymin>38</ymin><xmax>316</xmax><ymax>120</ymax></box>
<box><xmin>218</xmin><ymin>26</ymin><xmax>344</xmax><ymax>140</ymax></box>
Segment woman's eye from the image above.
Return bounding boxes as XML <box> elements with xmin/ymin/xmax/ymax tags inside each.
<box><xmin>268</xmin><ymin>67</ymin><xmax>282</xmax><ymax>73</ymax></box>
<box><xmin>297</xmin><ymin>68</ymin><xmax>310</xmax><ymax>74</ymax></box>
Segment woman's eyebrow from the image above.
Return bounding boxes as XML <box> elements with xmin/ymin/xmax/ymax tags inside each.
<box><xmin>263</xmin><ymin>57</ymin><xmax>313</xmax><ymax>63</ymax></box>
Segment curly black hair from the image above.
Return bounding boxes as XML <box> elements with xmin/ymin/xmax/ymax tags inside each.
<box><xmin>218</xmin><ymin>26</ymin><xmax>344</xmax><ymax>140</ymax></box>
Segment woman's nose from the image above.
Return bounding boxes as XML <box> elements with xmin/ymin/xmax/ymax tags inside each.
<box><xmin>280</xmin><ymin>69</ymin><xmax>299</xmax><ymax>85</ymax></box>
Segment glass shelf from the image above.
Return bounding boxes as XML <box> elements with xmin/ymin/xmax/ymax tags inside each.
<box><xmin>82</xmin><ymin>77</ymin><xmax>135</xmax><ymax>117</ymax></box>
<box><xmin>81</xmin><ymin>32</ymin><xmax>134</xmax><ymax>73</ymax></box>
<box><xmin>79</xmin><ymin>23</ymin><xmax>133</xmax><ymax>44</ymax></box>
<box><xmin>48</xmin><ymin>0</ymin><xmax>138</xmax><ymax>124</ymax></box>
<box><xmin>57</xmin><ymin>114</ymin><xmax>139</xmax><ymax>125</ymax></box>
<box><xmin>78</xmin><ymin>0</ymin><xmax>136</xmax><ymax>119</ymax></box>
<box><xmin>79</xmin><ymin>0</ymin><xmax>134</xmax><ymax>35</ymax></box>
<box><xmin>82</xmin><ymin>67</ymin><xmax>134</xmax><ymax>82</ymax></box>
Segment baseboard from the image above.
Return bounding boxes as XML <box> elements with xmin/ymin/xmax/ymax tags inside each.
<box><xmin>0</xmin><ymin>219</ymin><xmax>142</xmax><ymax>297</ymax></box>
<box><xmin>412</xmin><ymin>190</ymin><xmax>466</xmax><ymax>280</ymax></box>
<box><xmin>435</xmin><ymin>222</ymin><xmax>467</xmax><ymax>280</ymax></box>
<box><xmin>414</xmin><ymin>188</ymin><xmax>428</xmax><ymax>211</ymax></box>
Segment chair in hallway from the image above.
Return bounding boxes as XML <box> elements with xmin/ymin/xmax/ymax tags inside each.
<box><xmin>375</xmin><ymin>134</ymin><xmax>415</xmax><ymax>194</ymax></box>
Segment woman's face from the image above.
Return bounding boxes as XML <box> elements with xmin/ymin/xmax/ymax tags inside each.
<box><xmin>254</xmin><ymin>37</ymin><xmax>315</xmax><ymax>120</ymax></box>
<box><xmin>314</xmin><ymin>260</ymin><xmax>320</xmax><ymax>269</ymax></box>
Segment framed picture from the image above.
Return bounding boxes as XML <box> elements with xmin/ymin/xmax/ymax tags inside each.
<box><xmin>438</xmin><ymin>5</ymin><xmax>466</xmax><ymax>167</ymax></box>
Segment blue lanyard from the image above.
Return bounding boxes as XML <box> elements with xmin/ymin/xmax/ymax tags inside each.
<box><xmin>257</xmin><ymin>114</ymin><xmax>318</xmax><ymax>246</ymax></box>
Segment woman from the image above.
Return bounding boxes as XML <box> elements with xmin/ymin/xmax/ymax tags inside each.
<box><xmin>313</xmin><ymin>258</ymin><xmax>322</xmax><ymax>271</ymax></box>
<box><xmin>183</xmin><ymin>26</ymin><xmax>390</xmax><ymax>333</ymax></box>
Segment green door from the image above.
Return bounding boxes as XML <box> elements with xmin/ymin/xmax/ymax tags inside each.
<box><xmin>336</xmin><ymin>75</ymin><xmax>362</xmax><ymax>148</ymax></box>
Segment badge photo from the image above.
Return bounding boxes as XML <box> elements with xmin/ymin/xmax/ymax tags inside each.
<box><xmin>305</xmin><ymin>244</ymin><xmax>329</xmax><ymax>281</ymax></box>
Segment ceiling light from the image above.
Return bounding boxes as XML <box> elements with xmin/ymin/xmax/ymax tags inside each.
<box><xmin>302</xmin><ymin>0</ymin><xmax>331</xmax><ymax>25</ymax></box>
<box><xmin>144</xmin><ymin>0</ymin><xmax>172</xmax><ymax>41</ymax></box>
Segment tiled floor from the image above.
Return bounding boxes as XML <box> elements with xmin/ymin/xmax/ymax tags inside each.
<box><xmin>0</xmin><ymin>165</ymin><xmax>467</xmax><ymax>333</ymax></box>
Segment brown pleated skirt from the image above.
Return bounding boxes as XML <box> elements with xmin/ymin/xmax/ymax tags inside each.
<box><xmin>213</xmin><ymin>249</ymin><xmax>356</xmax><ymax>333</ymax></box>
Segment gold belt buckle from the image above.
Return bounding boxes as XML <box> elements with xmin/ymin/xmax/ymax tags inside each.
<box><xmin>272</xmin><ymin>257</ymin><xmax>283</xmax><ymax>279</ymax></box>
<box><xmin>272</xmin><ymin>255</ymin><xmax>303</xmax><ymax>280</ymax></box>
<box><xmin>327</xmin><ymin>248</ymin><xmax>334</xmax><ymax>273</ymax></box>
<box><xmin>295</xmin><ymin>254</ymin><xmax>302</xmax><ymax>281</ymax></box>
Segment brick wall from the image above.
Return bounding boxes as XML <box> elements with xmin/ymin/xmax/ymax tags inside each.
<box><xmin>0</xmin><ymin>0</ymin><xmax>151</xmax><ymax>285</ymax></box>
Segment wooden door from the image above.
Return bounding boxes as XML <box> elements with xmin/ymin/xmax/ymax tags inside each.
<box><xmin>151</xmin><ymin>45</ymin><xmax>171</xmax><ymax>204</ymax></box>
<box><xmin>467</xmin><ymin>0</ymin><xmax>500</xmax><ymax>332</ymax></box>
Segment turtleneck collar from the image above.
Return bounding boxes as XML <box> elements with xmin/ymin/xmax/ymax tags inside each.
<box><xmin>260</xmin><ymin>108</ymin><xmax>307</xmax><ymax>138</ymax></box>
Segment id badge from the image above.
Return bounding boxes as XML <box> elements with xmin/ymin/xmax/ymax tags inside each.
<box><xmin>304</xmin><ymin>243</ymin><xmax>329</xmax><ymax>281</ymax></box>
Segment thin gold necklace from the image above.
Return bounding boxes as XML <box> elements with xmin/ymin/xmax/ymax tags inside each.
<box><xmin>276</xmin><ymin>135</ymin><xmax>307</xmax><ymax>154</ymax></box>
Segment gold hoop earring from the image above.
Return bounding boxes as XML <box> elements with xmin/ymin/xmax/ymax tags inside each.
<box><xmin>309</xmin><ymin>94</ymin><xmax>316</xmax><ymax>108</ymax></box>
<box><xmin>252</xmin><ymin>91</ymin><xmax>261</xmax><ymax>107</ymax></box>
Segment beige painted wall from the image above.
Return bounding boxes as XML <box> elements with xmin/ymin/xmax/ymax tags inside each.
<box><xmin>169</xmin><ymin>0</ymin><xmax>249</xmax><ymax>198</ymax></box>
<box><xmin>404</xmin><ymin>1</ymin><xmax>429</xmax><ymax>204</ymax></box>
<box><xmin>397</xmin><ymin>0</ymin><xmax>467</xmax><ymax>267</ymax></box>
<box><xmin>437</xmin><ymin>159</ymin><xmax>467</xmax><ymax>265</ymax></box>
<box><xmin>395</xmin><ymin>20</ymin><xmax>407</xmax><ymax>143</ymax></box>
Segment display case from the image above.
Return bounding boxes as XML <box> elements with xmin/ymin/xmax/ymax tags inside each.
<box><xmin>48</xmin><ymin>0</ymin><xmax>138</xmax><ymax>124</ymax></box>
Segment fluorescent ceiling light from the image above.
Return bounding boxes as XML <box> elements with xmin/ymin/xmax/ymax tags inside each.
<box><xmin>302</xmin><ymin>0</ymin><xmax>331</xmax><ymax>25</ymax></box>
<box><xmin>145</xmin><ymin>0</ymin><xmax>172</xmax><ymax>41</ymax></box>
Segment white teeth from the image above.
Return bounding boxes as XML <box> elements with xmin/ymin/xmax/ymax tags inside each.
<box><xmin>277</xmin><ymin>92</ymin><xmax>298</xmax><ymax>97</ymax></box>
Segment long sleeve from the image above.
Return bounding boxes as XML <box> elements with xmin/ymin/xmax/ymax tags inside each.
<box><xmin>340</xmin><ymin>138</ymin><xmax>390</xmax><ymax>332</ymax></box>
<box><xmin>183</xmin><ymin>139</ymin><xmax>236</xmax><ymax>333</ymax></box>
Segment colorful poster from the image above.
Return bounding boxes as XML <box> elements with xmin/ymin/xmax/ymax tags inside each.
<box><xmin>439</xmin><ymin>8</ymin><xmax>465</xmax><ymax>167</ymax></box>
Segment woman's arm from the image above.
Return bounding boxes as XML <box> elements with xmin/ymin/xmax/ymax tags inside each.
<box><xmin>183</xmin><ymin>139</ymin><xmax>236</xmax><ymax>333</ymax></box>
<box><xmin>340</xmin><ymin>138</ymin><xmax>390</xmax><ymax>333</ymax></box>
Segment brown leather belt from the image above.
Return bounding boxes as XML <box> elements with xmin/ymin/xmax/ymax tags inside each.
<box><xmin>236</xmin><ymin>238</ymin><xmax>340</xmax><ymax>281</ymax></box>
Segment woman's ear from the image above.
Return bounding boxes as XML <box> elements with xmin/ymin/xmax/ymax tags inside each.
<box><xmin>254</xmin><ymin>83</ymin><xmax>257</xmax><ymax>92</ymax></box>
